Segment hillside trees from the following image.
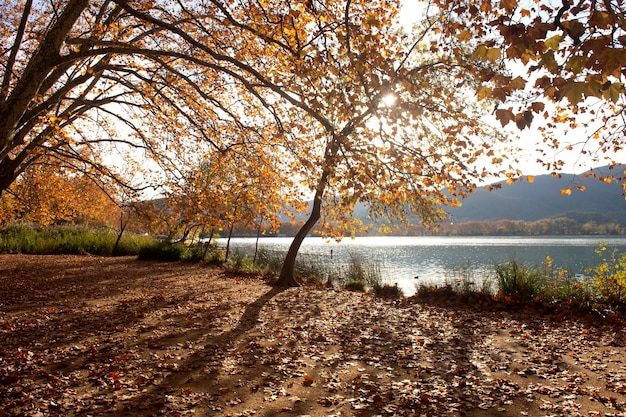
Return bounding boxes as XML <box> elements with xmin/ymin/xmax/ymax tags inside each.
<box><xmin>433</xmin><ymin>0</ymin><xmax>626</xmax><ymax>180</ymax></box>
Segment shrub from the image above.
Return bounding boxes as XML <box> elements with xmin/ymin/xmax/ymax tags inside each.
<box><xmin>373</xmin><ymin>283</ymin><xmax>404</xmax><ymax>299</ymax></box>
<box><xmin>204</xmin><ymin>249</ymin><xmax>225</xmax><ymax>265</ymax></box>
<box><xmin>587</xmin><ymin>242</ymin><xmax>626</xmax><ymax>306</ymax></box>
<box><xmin>344</xmin><ymin>278</ymin><xmax>367</xmax><ymax>292</ymax></box>
<box><xmin>111</xmin><ymin>234</ymin><xmax>156</xmax><ymax>256</ymax></box>
<box><xmin>137</xmin><ymin>242</ymin><xmax>189</xmax><ymax>261</ymax></box>
<box><xmin>494</xmin><ymin>258</ymin><xmax>546</xmax><ymax>300</ymax></box>
<box><xmin>538</xmin><ymin>256</ymin><xmax>593</xmax><ymax>305</ymax></box>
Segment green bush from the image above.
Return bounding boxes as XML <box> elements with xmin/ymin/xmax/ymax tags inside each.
<box><xmin>373</xmin><ymin>283</ymin><xmax>404</xmax><ymax>299</ymax></box>
<box><xmin>204</xmin><ymin>248</ymin><xmax>225</xmax><ymax>265</ymax></box>
<box><xmin>225</xmin><ymin>251</ymin><xmax>268</xmax><ymax>273</ymax></box>
<box><xmin>137</xmin><ymin>242</ymin><xmax>191</xmax><ymax>261</ymax></box>
<box><xmin>344</xmin><ymin>278</ymin><xmax>367</xmax><ymax>292</ymax></box>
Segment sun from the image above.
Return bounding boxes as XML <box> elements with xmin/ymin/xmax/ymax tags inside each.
<box><xmin>381</xmin><ymin>93</ymin><xmax>397</xmax><ymax>107</ymax></box>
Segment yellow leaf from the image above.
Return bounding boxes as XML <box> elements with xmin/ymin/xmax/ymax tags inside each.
<box><xmin>486</xmin><ymin>47</ymin><xmax>502</xmax><ymax>63</ymax></box>
<box><xmin>458</xmin><ymin>30</ymin><xmax>472</xmax><ymax>42</ymax></box>
<box><xmin>510</xmin><ymin>76</ymin><xmax>526</xmax><ymax>90</ymax></box>
<box><xmin>476</xmin><ymin>86</ymin><xmax>492</xmax><ymax>101</ymax></box>
<box><xmin>500</xmin><ymin>0</ymin><xmax>518</xmax><ymax>12</ymax></box>
<box><xmin>560</xmin><ymin>189</ymin><xmax>572</xmax><ymax>195</ymax></box>
<box><xmin>471</xmin><ymin>44</ymin><xmax>488</xmax><ymax>61</ymax></box>
<box><xmin>527</xmin><ymin>175</ymin><xmax>534</xmax><ymax>183</ymax></box>
<box><xmin>545</xmin><ymin>34</ymin><xmax>562</xmax><ymax>50</ymax></box>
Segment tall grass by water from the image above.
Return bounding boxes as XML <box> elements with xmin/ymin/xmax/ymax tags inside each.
<box><xmin>0</xmin><ymin>223</ymin><xmax>156</xmax><ymax>256</ymax></box>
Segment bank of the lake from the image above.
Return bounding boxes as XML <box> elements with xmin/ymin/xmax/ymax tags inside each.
<box><xmin>220</xmin><ymin>235</ymin><xmax>626</xmax><ymax>296</ymax></box>
<box><xmin>3</xmin><ymin>254</ymin><xmax>626</xmax><ymax>417</ymax></box>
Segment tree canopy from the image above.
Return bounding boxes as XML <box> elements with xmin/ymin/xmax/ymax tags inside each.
<box><xmin>2</xmin><ymin>0</ymin><xmax>622</xmax><ymax>285</ymax></box>
<box><xmin>433</xmin><ymin>0</ymin><xmax>626</xmax><ymax>178</ymax></box>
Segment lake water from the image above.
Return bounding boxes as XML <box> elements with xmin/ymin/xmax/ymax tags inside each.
<box><xmin>218</xmin><ymin>236</ymin><xmax>626</xmax><ymax>296</ymax></box>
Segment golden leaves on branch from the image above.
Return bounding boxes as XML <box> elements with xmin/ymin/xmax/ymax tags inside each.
<box><xmin>435</xmin><ymin>0</ymin><xmax>626</xmax><ymax>181</ymax></box>
<box><xmin>1</xmin><ymin>163</ymin><xmax>120</xmax><ymax>226</ymax></box>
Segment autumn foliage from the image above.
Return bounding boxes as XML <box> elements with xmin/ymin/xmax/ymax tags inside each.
<box><xmin>1</xmin><ymin>0</ymin><xmax>624</xmax><ymax>283</ymax></box>
<box><xmin>434</xmin><ymin>0</ymin><xmax>626</xmax><ymax>177</ymax></box>
<box><xmin>0</xmin><ymin>162</ymin><xmax>120</xmax><ymax>226</ymax></box>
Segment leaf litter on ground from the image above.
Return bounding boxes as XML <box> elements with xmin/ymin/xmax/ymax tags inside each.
<box><xmin>1</xmin><ymin>254</ymin><xmax>626</xmax><ymax>416</ymax></box>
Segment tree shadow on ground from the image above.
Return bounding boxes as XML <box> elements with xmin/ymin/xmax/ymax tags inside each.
<box><xmin>97</xmin><ymin>285</ymin><xmax>288</xmax><ymax>417</ymax></box>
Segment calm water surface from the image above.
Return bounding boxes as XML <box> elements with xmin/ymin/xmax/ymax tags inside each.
<box><xmin>220</xmin><ymin>236</ymin><xmax>626</xmax><ymax>296</ymax></box>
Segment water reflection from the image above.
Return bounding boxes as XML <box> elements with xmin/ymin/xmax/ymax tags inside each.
<box><xmin>220</xmin><ymin>236</ymin><xmax>626</xmax><ymax>296</ymax></box>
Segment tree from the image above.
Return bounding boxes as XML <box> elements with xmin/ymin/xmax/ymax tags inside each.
<box><xmin>0</xmin><ymin>0</ymin><xmax>272</xmax><ymax>196</ymax></box>
<box><xmin>433</xmin><ymin>0</ymin><xmax>626</xmax><ymax>179</ymax></box>
<box><xmin>0</xmin><ymin>160</ymin><xmax>120</xmax><ymax>226</ymax></box>
<box><xmin>1</xmin><ymin>0</ymin><xmax>517</xmax><ymax>287</ymax></box>
<box><xmin>237</xmin><ymin>1</ymin><xmax>517</xmax><ymax>285</ymax></box>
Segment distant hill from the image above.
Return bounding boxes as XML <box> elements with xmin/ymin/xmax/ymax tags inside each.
<box><xmin>447</xmin><ymin>167</ymin><xmax>626</xmax><ymax>226</ymax></box>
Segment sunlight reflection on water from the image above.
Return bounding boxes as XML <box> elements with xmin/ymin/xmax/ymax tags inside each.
<box><xmin>219</xmin><ymin>236</ymin><xmax>626</xmax><ymax>296</ymax></box>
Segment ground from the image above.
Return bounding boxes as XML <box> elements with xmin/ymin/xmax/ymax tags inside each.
<box><xmin>1</xmin><ymin>255</ymin><xmax>626</xmax><ymax>416</ymax></box>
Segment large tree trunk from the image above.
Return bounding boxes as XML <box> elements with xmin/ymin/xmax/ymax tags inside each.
<box><xmin>276</xmin><ymin>134</ymin><xmax>340</xmax><ymax>287</ymax></box>
<box><xmin>276</xmin><ymin>193</ymin><xmax>324</xmax><ymax>286</ymax></box>
<box><xmin>0</xmin><ymin>165</ymin><xmax>16</xmax><ymax>195</ymax></box>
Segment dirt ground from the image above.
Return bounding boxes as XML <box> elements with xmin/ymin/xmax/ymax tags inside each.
<box><xmin>1</xmin><ymin>254</ymin><xmax>626</xmax><ymax>417</ymax></box>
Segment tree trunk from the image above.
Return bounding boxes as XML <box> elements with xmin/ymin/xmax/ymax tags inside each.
<box><xmin>202</xmin><ymin>228</ymin><xmax>215</xmax><ymax>259</ymax></box>
<box><xmin>0</xmin><ymin>157</ymin><xmax>19</xmax><ymax>195</ymax></box>
<box><xmin>276</xmin><ymin>194</ymin><xmax>324</xmax><ymax>286</ymax></box>
<box><xmin>112</xmin><ymin>209</ymin><xmax>128</xmax><ymax>256</ymax></box>
<box><xmin>276</xmin><ymin>134</ymin><xmax>342</xmax><ymax>287</ymax></box>
<box><xmin>225</xmin><ymin>223</ymin><xmax>234</xmax><ymax>261</ymax></box>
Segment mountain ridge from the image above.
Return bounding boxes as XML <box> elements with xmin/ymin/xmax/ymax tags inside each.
<box><xmin>446</xmin><ymin>167</ymin><xmax>626</xmax><ymax>225</ymax></box>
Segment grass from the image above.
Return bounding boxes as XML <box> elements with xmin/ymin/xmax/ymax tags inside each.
<box><xmin>221</xmin><ymin>247</ymin><xmax>401</xmax><ymax>297</ymax></box>
<box><xmin>0</xmin><ymin>223</ymin><xmax>226</xmax><ymax>262</ymax></box>
<box><xmin>415</xmin><ymin>252</ymin><xmax>618</xmax><ymax>312</ymax></box>
<box><xmin>494</xmin><ymin>258</ymin><xmax>546</xmax><ymax>299</ymax></box>
<box><xmin>0</xmin><ymin>223</ymin><xmax>156</xmax><ymax>256</ymax></box>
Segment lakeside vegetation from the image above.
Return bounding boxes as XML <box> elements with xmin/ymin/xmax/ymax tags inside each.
<box><xmin>0</xmin><ymin>223</ymin><xmax>156</xmax><ymax>256</ymax></box>
<box><xmin>2</xmin><ymin>223</ymin><xmax>626</xmax><ymax>312</ymax></box>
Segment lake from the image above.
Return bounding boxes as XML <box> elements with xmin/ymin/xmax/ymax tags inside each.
<box><xmin>218</xmin><ymin>236</ymin><xmax>626</xmax><ymax>296</ymax></box>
